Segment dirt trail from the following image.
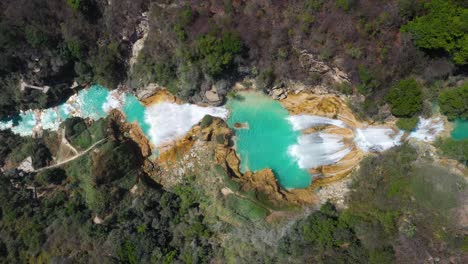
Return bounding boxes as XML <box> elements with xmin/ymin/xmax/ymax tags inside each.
<box><xmin>34</xmin><ymin>138</ymin><xmax>107</xmax><ymax>172</ymax></box>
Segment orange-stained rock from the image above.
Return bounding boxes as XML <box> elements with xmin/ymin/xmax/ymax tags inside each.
<box><xmin>311</xmin><ymin>147</ymin><xmax>364</xmax><ymax>187</ymax></box>
<box><xmin>238</xmin><ymin>169</ymin><xmax>316</xmax><ymax>205</ymax></box>
<box><xmin>141</xmin><ymin>89</ymin><xmax>181</xmax><ymax>106</ymax></box>
<box><xmin>279</xmin><ymin>91</ymin><xmax>366</xmax><ymax>186</ymax></box>
<box><xmin>281</xmin><ymin>92</ymin><xmax>360</xmax><ymax>128</ymax></box>
<box><xmin>108</xmin><ymin>110</ymin><xmax>154</xmax><ymax>158</ymax></box>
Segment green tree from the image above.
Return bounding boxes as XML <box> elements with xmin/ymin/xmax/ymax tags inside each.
<box><xmin>195</xmin><ymin>32</ymin><xmax>243</xmax><ymax>76</ymax></box>
<box><xmin>439</xmin><ymin>83</ymin><xmax>468</xmax><ymax>120</ymax></box>
<box><xmin>396</xmin><ymin>117</ymin><xmax>419</xmax><ymax>131</ymax></box>
<box><xmin>402</xmin><ymin>0</ymin><xmax>468</xmax><ymax>64</ymax></box>
<box><xmin>386</xmin><ymin>78</ymin><xmax>423</xmax><ymax>117</ymax></box>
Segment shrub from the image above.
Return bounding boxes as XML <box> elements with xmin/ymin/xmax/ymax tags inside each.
<box><xmin>396</xmin><ymin>117</ymin><xmax>419</xmax><ymax>131</ymax></box>
<box><xmin>439</xmin><ymin>83</ymin><xmax>468</xmax><ymax>120</ymax></box>
<box><xmin>200</xmin><ymin>115</ymin><xmax>213</xmax><ymax>128</ymax></box>
<box><xmin>66</xmin><ymin>0</ymin><xmax>82</xmax><ymax>11</ymax></box>
<box><xmin>346</xmin><ymin>46</ymin><xmax>362</xmax><ymax>59</ymax></box>
<box><xmin>333</xmin><ymin>82</ymin><xmax>353</xmax><ymax>95</ymax></box>
<box><xmin>434</xmin><ymin>137</ymin><xmax>468</xmax><ymax>162</ymax></box>
<box><xmin>386</xmin><ymin>78</ymin><xmax>423</xmax><ymax>117</ymax></box>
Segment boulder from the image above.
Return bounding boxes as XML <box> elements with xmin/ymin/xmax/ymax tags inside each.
<box><xmin>205</xmin><ymin>90</ymin><xmax>221</xmax><ymax>102</ymax></box>
<box><xmin>270</xmin><ymin>88</ymin><xmax>287</xmax><ymax>100</ymax></box>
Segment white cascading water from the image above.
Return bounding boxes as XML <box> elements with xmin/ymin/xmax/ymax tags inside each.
<box><xmin>102</xmin><ymin>90</ymin><xmax>123</xmax><ymax>113</ymax></box>
<box><xmin>144</xmin><ymin>102</ymin><xmax>229</xmax><ymax>147</ymax></box>
<box><xmin>287</xmin><ymin>115</ymin><xmax>352</xmax><ymax>169</ymax></box>
<box><xmin>288</xmin><ymin>133</ymin><xmax>352</xmax><ymax>169</ymax></box>
<box><xmin>408</xmin><ymin>117</ymin><xmax>444</xmax><ymax>142</ymax></box>
<box><xmin>354</xmin><ymin>128</ymin><xmax>404</xmax><ymax>152</ymax></box>
<box><xmin>287</xmin><ymin>114</ymin><xmax>347</xmax><ymax>130</ymax></box>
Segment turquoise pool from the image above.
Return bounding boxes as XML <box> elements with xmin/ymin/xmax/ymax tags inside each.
<box><xmin>451</xmin><ymin>119</ymin><xmax>468</xmax><ymax>140</ymax></box>
<box><xmin>226</xmin><ymin>92</ymin><xmax>312</xmax><ymax>189</ymax></box>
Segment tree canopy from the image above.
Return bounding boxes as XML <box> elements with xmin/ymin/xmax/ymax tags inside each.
<box><xmin>402</xmin><ymin>0</ymin><xmax>468</xmax><ymax>64</ymax></box>
<box><xmin>439</xmin><ymin>83</ymin><xmax>468</xmax><ymax>120</ymax></box>
<box><xmin>386</xmin><ymin>78</ymin><xmax>423</xmax><ymax>117</ymax></box>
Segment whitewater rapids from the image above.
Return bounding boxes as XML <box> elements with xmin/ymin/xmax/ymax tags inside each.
<box><xmin>144</xmin><ymin>102</ymin><xmax>229</xmax><ymax>147</ymax></box>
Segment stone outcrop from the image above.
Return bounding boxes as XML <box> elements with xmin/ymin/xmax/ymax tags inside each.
<box><xmin>299</xmin><ymin>51</ymin><xmax>350</xmax><ymax>85</ymax></box>
<box><xmin>239</xmin><ymin>169</ymin><xmax>316</xmax><ymax>205</ymax></box>
<box><xmin>108</xmin><ymin>110</ymin><xmax>153</xmax><ymax>158</ymax></box>
<box><xmin>140</xmin><ymin>87</ymin><xmax>180</xmax><ymax>106</ymax></box>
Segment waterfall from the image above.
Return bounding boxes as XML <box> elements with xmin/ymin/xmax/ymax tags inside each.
<box><xmin>288</xmin><ymin>132</ymin><xmax>352</xmax><ymax>169</ymax></box>
<box><xmin>287</xmin><ymin>114</ymin><xmax>347</xmax><ymax>130</ymax></box>
<box><xmin>354</xmin><ymin>128</ymin><xmax>403</xmax><ymax>152</ymax></box>
<box><xmin>144</xmin><ymin>102</ymin><xmax>229</xmax><ymax>147</ymax></box>
<box><xmin>408</xmin><ymin>117</ymin><xmax>444</xmax><ymax>142</ymax></box>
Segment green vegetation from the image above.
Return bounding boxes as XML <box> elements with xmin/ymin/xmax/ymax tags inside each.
<box><xmin>386</xmin><ymin>78</ymin><xmax>423</xmax><ymax>117</ymax></box>
<box><xmin>225</xmin><ymin>195</ymin><xmax>269</xmax><ymax>221</ymax></box>
<box><xmin>402</xmin><ymin>0</ymin><xmax>468</xmax><ymax>64</ymax></box>
<box><xmin>336</xmin><ymin>0</ymin><xmax>356</xmax><ymax>11</ymax></box>
<box><xmin>63</xmin><ymin>117</ymin><xmax>106</xmax><ymax>150</ymax></box>
<box><xmin>195</xmin><ymin>32</ymin><xmax>242</xmax><ymax>76</ymax></box>
<box><xmin>36</xmin><ymin>168</ymin><xmax>66</xmax><ymax>185</ymax></box>
<box><xmin>1</xmin><ymin>1</ymin><xmax>468</xmax><ymax>263</ymax></box>
<box><xmin>439</xmin><ymin>83</ymin><xmax>468</xmax><ymax>120</ymax></box>
<box><xmin>435</xmin><ymin>137</ymin><xmax>468</xmax><ymax>163</ymax></box>
<box><xmin>396</xmin><ymin>116</ymin><xmax>419</xmax><ymax>131</ymax></box>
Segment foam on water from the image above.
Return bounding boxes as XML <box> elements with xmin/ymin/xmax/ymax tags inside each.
<box><xmin>144</xmin><ymin>102</ymin><xmax>229</xmax><ymax>147</ymax></box>
<box><xmin>9</xmin><ymin>111</ymin><xmax>37</xmax><ymax>136</ymax></box>
<box><xmin>40</xmin><ymin>109</ymin><xmax>61</xmax><ymax>131</ymax></box>
<box><xmin>287</xmin><ymin>114</ymin><xmax>347</xmax><ymax>130</ymax></box>
<box><xmin>408</xmin><ymin>117</ymin><xmax>444</xmax><ymax>142</ymax></box>
<box><xmin>102</xmin><ymin>90</ymin><xmax>123</xmax><ymax>113</ymax></box>
<box><xmin>354</xmin><ymin>128</ymin><xmax>403</xmax><ymax>152</ymax></box>
<box><xmin>76</xmin><ymin>85</ymin><xmax>110</xmax><ymax>120</ymax></box>
<box><xmin>288</xmin><ymin>133</ymin><xmax>352</xmax><ymax>169</ymax></box>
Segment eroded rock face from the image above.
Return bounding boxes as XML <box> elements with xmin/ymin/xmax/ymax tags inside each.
<box><xmin>108</xmin><ymin>110</ymin><xmax>153</xmax><ymax>158</ymax></box>
<box><xmin>140</xmin><ymin>86</ymin><xmax>180</xmax><ymax>106</ymax></box>
<box><xmin>281</xmin><ymin>92</ymin><xmax>360</xmax><ymax>127</ymax></box>
<box><xmin>240</xmin><ymin>169</ymin><xmax>317</xmax><ymax>205</ymax></box>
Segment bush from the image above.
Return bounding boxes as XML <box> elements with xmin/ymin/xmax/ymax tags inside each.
<box><xmin>401</xmin><ymin>0</ymin><xmax>468</xmax><ymax>64</ymax></box>
<box><xmin>396</xmin><ymin>117</ymin><xmax>419</xmax><ymax>131</ymax></box>
<box><xmin>200</xmin><ymin>115</ymin><xmax>213</xmax><ymax>128</ymax></box>
<box><xmin>439</xmin><ymin>83</ymin><xmax>468</xmax><ymax>120</ymax></box>
<box><xmin>386</xmin><ymin>78</ymin><xmax>423</xmax><ymax>117</ymax></box>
